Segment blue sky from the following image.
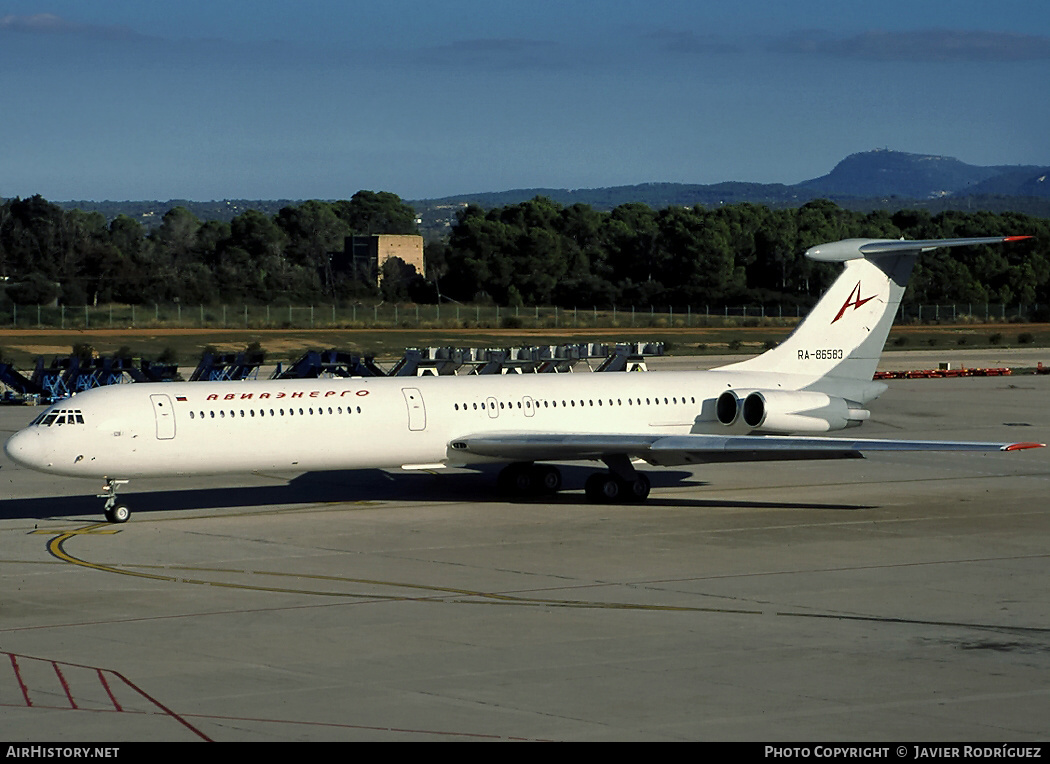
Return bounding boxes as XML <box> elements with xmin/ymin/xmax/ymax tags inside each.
<box><xmin>1</xmin><ymin>1</ymin><xmax>1048</xmax><ymax>201</ymax></box>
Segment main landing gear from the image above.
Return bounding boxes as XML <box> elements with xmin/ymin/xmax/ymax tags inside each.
<box><xmin>98</xmin><ymin>478</ymin><xmax>131</xmax><ymax>524</ymax></box>
<box><xmin>583</xmin><ymin>471</ymin><xmax>651</xmax><ymax>504</ymax></box>
<box><xmin>497</xmin><ymin>462</ymin><xmax>563</xmax><ymax>496</ymax></box>
<box><xmin>497</xmin><ymin>456</ymin><xmax>652</xmax><ymax>504</ymax></box>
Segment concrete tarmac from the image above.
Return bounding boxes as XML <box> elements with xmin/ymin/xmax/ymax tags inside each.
<box><xmin>0</xmin><ymin>371</ymin><xmax>1048</xmax><ymax>741</ymax></box>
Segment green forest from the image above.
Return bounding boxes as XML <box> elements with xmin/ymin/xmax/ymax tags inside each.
<box><xmin>2</xmin><ymin>192</ymin><xmax>1048</xmax><ymax>314</ymax></box>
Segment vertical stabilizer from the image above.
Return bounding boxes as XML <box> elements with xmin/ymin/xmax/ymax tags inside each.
<box><xmin>716</xmin><ymin>236</ymin><xmax>1029</xmax><ymax>385</ymax></box>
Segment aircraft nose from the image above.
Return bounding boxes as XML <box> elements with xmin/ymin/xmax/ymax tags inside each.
<box><xmin>4</xmin><ymin>428</ymin><xmax>49</xmax><ymax>470</ymax></box>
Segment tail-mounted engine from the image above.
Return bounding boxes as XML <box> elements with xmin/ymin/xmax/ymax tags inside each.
<box><xmin>716</xmin><ymin>389</ymin><xmax>869</xmax><ymax>434</ymax></box>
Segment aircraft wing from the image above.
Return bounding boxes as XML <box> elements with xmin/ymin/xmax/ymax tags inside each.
<box><xmin>452</xmin><ymin>433</ymin><xmax>1044</xmax><ymax>467</ymax></box>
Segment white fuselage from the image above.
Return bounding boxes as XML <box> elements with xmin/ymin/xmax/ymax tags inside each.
<box><xmin>5</xmin><ymin>236</ymin><xmax>1034</xmax><ymax>499</ymax></box>
<box><xmin>4</xmin><ymin>368</ymin><xmax>871</xmax><ymax>479</ymax></box>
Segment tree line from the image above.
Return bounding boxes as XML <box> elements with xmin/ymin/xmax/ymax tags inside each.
<box><xmin>2</xmin><ymin>193</ymin><xmax>1048</xmax><ymax>312</ymax></box>
<box><xmin>0</xmin><ymin>191</ymin><xmax>418</xmax><ymax>307</ymax></box>
<box><xmin>430</xmin><ymin>198</ymin><xmax>1049</xmax><ymax>311</ymax></box>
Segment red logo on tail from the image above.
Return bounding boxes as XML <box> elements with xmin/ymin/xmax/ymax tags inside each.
<box><xmin>832</xmin><ymin>281</ymin><xmax>876</xmax><ymax>323</ymax></box>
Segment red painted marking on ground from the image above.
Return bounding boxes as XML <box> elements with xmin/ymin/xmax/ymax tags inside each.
<box><xmin>97</xmin><ymin>669</ymin><xmax>123</xmax><ymax>712</ymax></box>
<box><xmin>52</xmin><ymin>661</ymin><xmax>77</xmax><ymax>709</ymax></box>
<box><xmin>2</xmin><ymin>651</ymin><xmax>212</xmax><ymax>742</ymax></box>
<box><xmin>9</xmin><ymin>653</ymin><xmax>32</xmax><ymax>707</ymax></box>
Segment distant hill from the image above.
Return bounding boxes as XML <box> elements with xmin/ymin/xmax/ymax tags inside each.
<box><xmin>796</xmin><ymin>150</ymin><xmax>1046</xmax><ymax>198</ymax></box>
<box><xmin>412</xmin><ymin>150</ymin><xmax>1050</xmax><ymax>231</ymax></box>
<box><xmin>967</xmin><ymin>167</ymin><xmax>1050</xmax><ymax>198</ymax></box>
<box><xmin>42</xmin><ymin>150</ymin><xmax>1050</xmax><ymax>233</ymax></box>
<box><xmin>416</xmin><ymin>181</ymin><xmax>803</xmax><ymax>210</ymax></box>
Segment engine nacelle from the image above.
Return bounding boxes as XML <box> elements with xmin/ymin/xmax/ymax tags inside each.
<box><xmin>716</xmin><ymin>389</ymin><xmax>757</xmax><ymax>427</ymax></box>
<box><xmin>717</xmin><ymin>389</ymin><xmax>869</xmax><ymax>433</ymax></box>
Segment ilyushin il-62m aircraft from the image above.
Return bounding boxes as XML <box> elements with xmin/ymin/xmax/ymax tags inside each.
<box><xmin>4</xmin><ymin>236</ymin><xmax>1044</xmax><ymax>523</ymax></box>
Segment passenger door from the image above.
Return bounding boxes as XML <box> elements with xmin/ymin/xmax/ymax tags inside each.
<box><xmin>150</xmin><ymin>394</ymin><xmax>176</xmax><ymax>439</ymax></box>
<box><xmin>401</xmin><ymin>388</ymin><xmax>427</xmax><ymax>431</ymax></box>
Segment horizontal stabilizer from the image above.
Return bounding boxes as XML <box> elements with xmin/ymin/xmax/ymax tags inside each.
<box><xmin>806</xmin><ymin>236</ymin><xmax>1031</xmax><ymax>262</ymax></box>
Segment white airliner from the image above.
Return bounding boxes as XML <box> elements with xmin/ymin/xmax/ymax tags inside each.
<box><xmin>4</xmin><ymin>236</ymin><xmax>1043</xmax><ymax>523</ymax></box>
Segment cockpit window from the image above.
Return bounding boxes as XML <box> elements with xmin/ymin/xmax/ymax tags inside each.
<box><xmin>35</xmin><ymin>409</ymin><xmax>85</xmax><ymax>426</ymax></box>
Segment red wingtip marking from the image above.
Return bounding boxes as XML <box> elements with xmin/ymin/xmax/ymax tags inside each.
<box><xmin>1004</xmin><ymin>442</ymin><xmax>1045</xmax><ymax>451</ymax></box>
<box><xmin>1003</xmin><ymin>236</ymin><xmax>1033</xmax><ymax>243</ymax></box>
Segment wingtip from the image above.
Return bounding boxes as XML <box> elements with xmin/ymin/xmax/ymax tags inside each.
<box><xmin>1003</xmin><ymin>235</ymin><xmax>1033</xmax><ymax>243</ymax></box>
<box><xmin>1003</xmin><ymin>442</ymin><xmax>1046</xmax><ymax>451</ymax></box>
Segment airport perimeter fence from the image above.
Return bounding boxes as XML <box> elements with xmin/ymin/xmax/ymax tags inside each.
<box><xmin>0</xmin><ymin>301</ymin><xmax>1043</xmax><ymax>331</ymax></box>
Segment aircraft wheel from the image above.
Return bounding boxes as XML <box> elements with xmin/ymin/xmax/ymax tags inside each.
<box><xmin>624</xmin><ymin>474</ymin><xmax>651</xmax><ymax>502</ymax></box>
<box><xmin>498</xmin><ymin>463</ymin><xmax>534</xmax><ymax>495</ymax></box>
<box><xmin>533</xmin><ymin>465</ymin><xmax>562</xmax><ymax>494</ymax></box>
<box><xmin>105</xmin><ymin>504</ymin><xmax>130</xmax><ymax>524</ymax></box>
<box><xmin>585</xmin><ymin>472</ymin><xmax>622</xmax><ymax>503</ymax></box>
<box><xmin>584</xmin><ymin>472</ymin><xmax>604</xmax><ymax>502</ymax></box>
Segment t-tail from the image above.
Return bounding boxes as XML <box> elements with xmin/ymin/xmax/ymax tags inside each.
<box><xmin>717</xmin><ymin>236</ymin><xmax>1031</xmax><ymax>387</ymax></box>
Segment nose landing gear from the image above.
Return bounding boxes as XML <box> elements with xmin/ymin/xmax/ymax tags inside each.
<box><xmin>98</xmin><ymin>478</ymin><xmax>131</xmax><ymax>523</ymax></box>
